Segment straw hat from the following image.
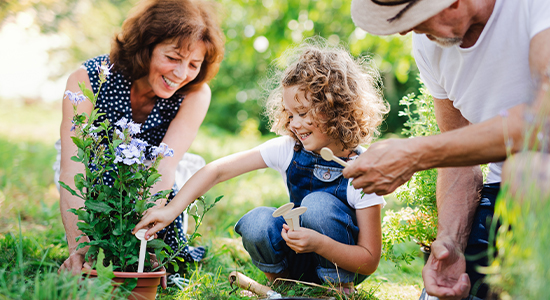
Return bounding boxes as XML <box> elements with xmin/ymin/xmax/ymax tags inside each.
<box><xmin>351</xmin><ymin>0</ymin><xmax>457</xmax><ymax>35</ymax></box>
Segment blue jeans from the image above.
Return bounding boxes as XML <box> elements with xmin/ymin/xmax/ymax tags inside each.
<box><xmin>420</xmin><ymin>183</ymin><xmax>499</xmax><ymax>300</ymax></box>
<box><xmin>464</xmin><ymin>183</ymin><xmax>499</xmax><ymax>298</ymax></box>
<box><xmin>234</xmin><ymin>191</ymin><xmax>368</xmax><ymax>284</ymax></box>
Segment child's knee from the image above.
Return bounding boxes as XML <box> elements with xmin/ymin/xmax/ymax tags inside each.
<box><xmin>301</xmin><ymin>192</ymin><xmax>342</xmax><ymax>226</ymax></box>
<box><xmin>235</xmin><ymin>207</ymin><xmax>283</xmax><ymax>243</ymax></box>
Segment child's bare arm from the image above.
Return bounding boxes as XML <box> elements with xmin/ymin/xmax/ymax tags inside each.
<box><xmin>282</xmin><ymin>204</ymin><xmax>382</xmax><ymax>275</ymax></box>
<box><xmin>133</xmin><ymin>148</ymin><xmax>267</xmax><ymax>238</ymax></box>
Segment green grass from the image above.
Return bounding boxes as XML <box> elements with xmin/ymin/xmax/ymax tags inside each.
<box><xmin>0</xmin><ymin>100</ymin><xmax>423</xmax><ymax>299</ymax></box>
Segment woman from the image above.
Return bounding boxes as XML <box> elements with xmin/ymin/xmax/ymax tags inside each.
<box><xmin>56</xmin><ymin>0</ymin><xmax>224</xmax><ymax>274</ymax></box>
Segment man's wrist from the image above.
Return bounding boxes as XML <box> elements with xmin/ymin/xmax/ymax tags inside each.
<box><xmin>436</xmin><ymin>230</ymin><xmax>469</xmax><ymax>253</ymax></box>
<box><xmin>409</xmin><ymin>136</ymin><xmax>444</xmax><ymax>171</ymax></box>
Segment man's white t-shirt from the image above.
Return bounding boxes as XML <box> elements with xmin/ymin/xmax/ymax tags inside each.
<box><xmin>413</xmin><ymin>0</ymin><xmax>550</xmax><ymax>183</ymax></box>
<box><xmin>255</xmin><ymin>136</ymin><xmax>386</xmax><ymax>209</ymax></box>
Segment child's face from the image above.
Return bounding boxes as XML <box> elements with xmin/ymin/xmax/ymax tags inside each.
<box><xmin>283</xmin><ymin>86</ymin><xmax>348</xmax><ymax>156</ymax></box>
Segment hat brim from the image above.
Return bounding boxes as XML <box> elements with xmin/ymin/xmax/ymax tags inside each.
<box><xmin>351</xmin><ymin>0</ymin><xmax>457</xmax><ymax>35</ymax></box>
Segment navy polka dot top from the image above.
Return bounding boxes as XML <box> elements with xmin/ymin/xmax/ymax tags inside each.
<box><xmin>83</xmin><ymin>54</ymin><xmax>185</xmax><ymax>153</ymax></box>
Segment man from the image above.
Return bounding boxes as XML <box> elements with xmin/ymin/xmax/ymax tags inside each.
<box><xmin>344</xmin><ymin>0</ymin><xmax>550</xmax><ymax>299</ymax></box>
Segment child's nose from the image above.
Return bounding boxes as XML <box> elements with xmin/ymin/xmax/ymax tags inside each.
<box><xmin>289</xmin><ymin>118</ymin><xmax>301</xmax><ymax>129</ymax></box>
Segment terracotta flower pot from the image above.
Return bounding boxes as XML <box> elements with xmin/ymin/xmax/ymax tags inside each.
<box><xmin>83</xmin><ymin>268</ymin><xmax>166</xmax><ymax>300</ymax></box>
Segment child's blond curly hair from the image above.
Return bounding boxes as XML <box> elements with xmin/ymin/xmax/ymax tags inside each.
<box><xmin>264</xmin><ymin>40</ymin><xmax>389</xmax><ymax>151</ymax></box>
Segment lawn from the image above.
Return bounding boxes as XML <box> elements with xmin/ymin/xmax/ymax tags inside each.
<box><xmin>0</xmin><ymin>99</ymin><xmax>425</xmax><ymax>299</ymax></box>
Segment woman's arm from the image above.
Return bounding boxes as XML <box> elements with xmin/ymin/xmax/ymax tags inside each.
<box><xmin>282</xmin><ymin>204</ymin><xmax>382</xmax><ymax>275</ymax></box>
<box><xmin>149</xmin><ymin>83</ymin><xmax>211</xmax><ymax>204</ymax></box>
<box><xmin>134</xmin><ymin>148</ymin><xmax>269</xmax><ymax>239</ymax></box>
<box><xmin>58</xmin><ymin>68</ymin><xmax>95</xmax><ymax>274</ymax></box>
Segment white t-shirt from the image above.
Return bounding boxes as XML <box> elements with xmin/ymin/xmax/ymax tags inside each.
<box><xmin>255</xmin><ymin>136</ymin><xmax>386</xmax><ymax>209</ymax></box>
<box><xmin>413</xmin><ymin>0</ymin><xmax>550</xmax><ymax>183</ymax></box>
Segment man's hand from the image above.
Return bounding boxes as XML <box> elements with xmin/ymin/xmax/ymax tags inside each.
<box><xmin>343</xmin><ymin>138</ymin><xmax>422</xmax><ymax>195</ymax></box>
<box><xmin>58</xmin><ymin>236</ymin><xmax>92</xmax><ymax>275</ymax></box>
<box><xmin>422</xmin><ymin>238</ymin><xmax>470</xmax><ymax>300</ymax></box>
<box><xmin>281</xmin><ymin>224</ymin><xmax>323</xmax><ymax>253</ymax></box>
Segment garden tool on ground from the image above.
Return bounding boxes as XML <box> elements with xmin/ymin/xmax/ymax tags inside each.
<box><xmin>228</xmin><ymin>271</ymin><xmax>282</xmax><ymax>299</ymax></box>
<box><xmin>167</xmin><ymin>273</ymin><xmax>190</xmax><ymax>290</ymax></box>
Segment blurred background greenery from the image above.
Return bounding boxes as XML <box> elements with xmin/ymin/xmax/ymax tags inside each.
<box><xmin>1</xmin><ymin>0</ymin><xmax>419</xmax><ymax>137</ymax></box>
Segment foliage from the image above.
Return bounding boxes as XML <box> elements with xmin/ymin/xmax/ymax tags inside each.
<box><xmin>484</xmin><ymin>182</ymin><xmax>550</xmax><ymax>298</ymax></box>
<box><xmin>483</xmin><ymin>94</ymin><xmax>550</xmax><ymax>298</ymax></box>
<box><xmin>381</xmin><ymin>82</ymin><xmax>439</xmax><ymax>266</ymax></box>
<box><xmin>0</xmin><ymin>220</ymin><xmax>127</xmax><ymax>300</ymax></box>
<box><xmin>2</xmin><ymin>0</ymin><xmax>419</xmax><ymax>136</ymax></box>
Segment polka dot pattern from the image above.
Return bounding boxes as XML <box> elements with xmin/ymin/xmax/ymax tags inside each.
<box><xmin>83</xmin><ymin>55</ymin><xmax>201</xmax><ymax>262</ymax></box>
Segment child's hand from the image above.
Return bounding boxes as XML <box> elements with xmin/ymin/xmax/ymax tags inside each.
<box><xmin>132</xmin><ymin>206</ymin><xmax>175</xmax><ymax>240</ymax></box>
<box><xmin>281</xmin><ymin>224</ymin><xmax>323</xmax><ymax>254</ymax></box>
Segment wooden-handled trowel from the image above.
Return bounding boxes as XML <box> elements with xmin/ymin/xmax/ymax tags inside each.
<box><xmin>228</xmin><ymin>271</ymin><xmax>282</xmax><ymax>298</ymax></box>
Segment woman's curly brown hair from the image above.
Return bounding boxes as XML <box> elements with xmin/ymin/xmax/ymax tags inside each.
<box><xmin>110</xmin><ymin>0</ymin><xmax>225</xmax><ymax>94</ymax></box>
<box><xmin>265</xmin><ymin>41</ymin><xmax>389</xmax><ymax>151</ymax></box>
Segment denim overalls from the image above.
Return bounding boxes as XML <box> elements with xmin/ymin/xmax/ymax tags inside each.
<box><xmin>235</xmin><ymin>145</ymin><xmax>367</xmax><ymax>284</ymax></box>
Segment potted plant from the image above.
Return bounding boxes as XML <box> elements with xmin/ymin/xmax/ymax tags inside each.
<box><xmin>59</xmin><ymin>61</ymin><xmax>215</xmax><ymax>299</ymax></box>
<box><xmin>381</xmin><ymin>83</ymin><xmax>439</xmax><ymax>266</ymax></box>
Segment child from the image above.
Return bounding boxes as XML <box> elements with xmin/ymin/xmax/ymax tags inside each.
<box><xmin>133</xmin><ymin>42</ymin><xmax>389</xmax><ymax>288</ymax></box>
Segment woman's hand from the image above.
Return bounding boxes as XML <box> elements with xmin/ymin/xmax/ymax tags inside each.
<box><xmin>281</xmin><ymin>224</ymin><xmax>324</xmax><ymax>254</ymax></box>
<box><xmin>58</xmin><ymin>236</ymin><xmax>92</xmax><ymax>275</ymax></box>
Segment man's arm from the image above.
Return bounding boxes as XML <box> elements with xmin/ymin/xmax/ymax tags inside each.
<box><xmin>421</xmin><ymin>97</ymin><xmax>483</xmax><ymax>299</ymax></box>
<box><xmin>343</xmin><ymin>29</ymin><xmax>550</xmax><ymax>196</ymax></box>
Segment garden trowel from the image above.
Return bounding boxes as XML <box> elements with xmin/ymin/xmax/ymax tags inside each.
<box><xmin>228</xmin><ymin>271</ymin><xmax>282</xmax><ymax>298</ymax></box>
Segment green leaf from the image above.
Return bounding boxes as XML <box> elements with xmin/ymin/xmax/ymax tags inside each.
<box><xmin>76</xmin><ymin>222</ymin><xmax>93</xmax><ymax>231</ymax></box>
<box><xmin>120</xmin><ymin>278</ymin><xmax>138</xmax><ymax>294</ymax></box>
<box><xmin>125</xmin><ymin>256</ymin><xmax>138</xmax><ymax>267</ymax></box>
<box><xmin>147</xmin><ymin>239</ymin><xmax>170</xmax><ymax>250</ymax></box>
<box><xmin>82</xmin><ymin>87</ymin><xmax>95</xmax><ymax>105</ymax></box>
<box><xmin>84</xmin><ymin>200</ymin><xmax>113</xmax><ymax>214</ymax></box>
<box><xmin>134</xmin><ymin>199</ymin><xmax>148</xmax><ymax>215</ymax></box>
<box><xmin>74</xmin><ymin>173</ymin><xmax>86</xmax><ymax>191</ymax></box>
<box><xmin>59</xmin><ymin>182</ymin><xmax>80</xmax><ymax>197</ymax></box>
<box><xmin>95</xmin><ymin>248</ymin><xmax>115</xmax><ymax>284</ymax></box>
<box><xmin>171</xmin><ymin>261</ymin><xmax>179</xmax><ymax>272</ymax></box>
<box><xmin>112</xmin><ymin>227</ymin><xmax>123</xmax><ymax>236</ymax></box>
<box><xmin>146</xmin><ymin>173</ymin><xmax>161</xmax><ymax>186</ymax></box>
<box><xmin>71</xmin><ymin>136</ymin><xmax>84</xmax><ymax>149</ymax></box>
<box><xmin>75</xmin><ymin>209</ymin><xmax>91</xmax><ymax>223</ymax></box>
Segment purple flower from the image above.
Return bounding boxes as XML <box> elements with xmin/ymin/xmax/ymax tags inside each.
<box><xmin>64</xmin><ymin>90</ymin><xmax>87</xmax><ymax>105</ymax></box>
<box><xmin>96</xmin><ymin>61</ymin><xmax>113</xmax><ymax>83</ymax></box>
<box><xmin>99</xmin><ymin>63</ymin><xmax>113</xmax><ymax>76</ymax></box>
<box><xmin>127</xmin><ymin>121</ymin><xmax>142</xmax><ymax>135</ymax></box>
<box><xmin>115</xmin><ymin>143</ymin><xmax>145</xmax><ymax>165</ymax></box>
<box><xmin>151</xmin><ymin>142</ymin><xmax>174</xmax><ymax>158</ymax></box>
<box><xmin>115</xmin><ymin>129</ymin><xmax>125</xmax><ymax>140</ymax></box>
<box><xmin>87</xmin><ymin>125</ymin><xmax>99</xmax><ymax>140</ymax></box>
<box><xmin>131</xmin><ymin>138</ymin><xmax>148</xmax><ymax>151</ymax></box>
<box><xmin>115</xmin><ymin>117</ymin><xmax>128</xmax><ymax>128</ymax></box>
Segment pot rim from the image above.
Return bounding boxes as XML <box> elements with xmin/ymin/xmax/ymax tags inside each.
<box><xmin>83</xmin><ymin>267</ymin><xmax>166</xmax><ymax>278</ymax></box>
